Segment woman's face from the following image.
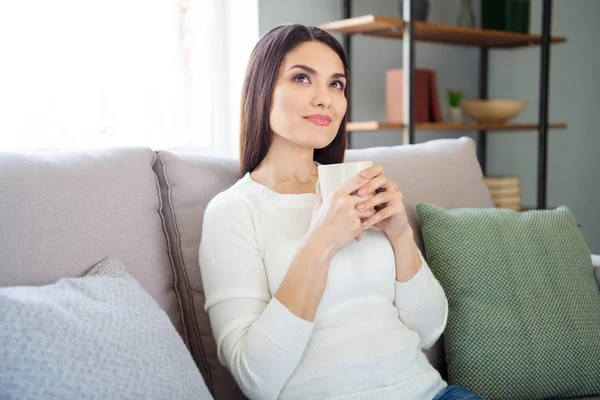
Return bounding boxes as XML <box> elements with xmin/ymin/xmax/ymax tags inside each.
<box><xmin>269</xmin><ymin>41</ymin><xmax>347</xmax><ymax>150</ymax></box>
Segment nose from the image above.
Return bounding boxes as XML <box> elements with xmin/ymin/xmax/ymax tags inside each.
<box><xmin>311</xmin><ymin>83</ymin><xmax>332</xmax><ymax>109</ymax></box>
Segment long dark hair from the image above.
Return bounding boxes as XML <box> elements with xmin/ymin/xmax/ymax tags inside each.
<box><xmin>239</xmin><ymin>24</ymin><xmax>349</xmax><ymax>177</ymax></box>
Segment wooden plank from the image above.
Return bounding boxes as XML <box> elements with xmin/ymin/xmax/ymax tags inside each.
<box><xmin>413</xmin><ymin>21</ymin><xmax>566</xmax><ymax>48</ymax></box>
<box><xmin>319</xmin><ymin>15</ymin><xmax>404</xmax><ymax>36</ymax></box>
<box><xmin>320</xmin><ymin>15</ymin><xmax>567</xmax><ymax>48</ymax></box>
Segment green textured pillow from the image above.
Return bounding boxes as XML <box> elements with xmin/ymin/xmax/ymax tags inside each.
<box><xmin>416</xmin><ymin>203</ymin><xmax>600</xmax><ymax>400</ymax></box>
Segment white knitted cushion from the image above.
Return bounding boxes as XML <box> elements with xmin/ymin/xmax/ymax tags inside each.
<box><xmin>0</xmin><ymin>258</ymin><xmax>212</xmax><ymax>400</ymax></box>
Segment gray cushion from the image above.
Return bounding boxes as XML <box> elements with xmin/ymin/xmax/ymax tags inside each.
<box><xmin>153</xmin><ymin>151</ymin><xmax>244</xmax><ymax>399</ymax></box>
<box><xmin>0</xmin><ymin>258</ymin><xmax>212</xmax><ymax>400</ymax></box>
<box><xmin>0</xmin><ymin>147</ymin><xmax>185</xmax><ymax>339</ymax></box>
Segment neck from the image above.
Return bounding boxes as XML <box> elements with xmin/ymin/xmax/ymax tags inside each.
<box><xmin>251</xmin><ymin>135</ymin><xmax>318</xmax><ymax>194</ymax></box>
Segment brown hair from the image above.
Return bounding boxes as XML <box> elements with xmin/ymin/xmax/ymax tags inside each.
<box><xmin>239</xmin><ymin>24</ymin><xmax>349</xmax><ymax>177</ymax></box>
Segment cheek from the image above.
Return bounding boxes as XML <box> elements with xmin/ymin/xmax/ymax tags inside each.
<box><xmin>270</xmin><ymin>86</ymin><xmax>305</xmax><ymax>135</ymax></box>
<box><xmin>271</xmin><ymin>86</ymin><xmax>303</xmax><ymax>118</ymax></box>
<box><xmin>334</xmin><ymin>95</ymin><xmax>348</xmax><ymax>119</ymax></box>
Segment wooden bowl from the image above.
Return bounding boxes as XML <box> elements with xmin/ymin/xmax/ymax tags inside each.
<box><xmin>460</xmin><ymin>100</ymin><xmax>528</xmax><ymax>124</ymax></box>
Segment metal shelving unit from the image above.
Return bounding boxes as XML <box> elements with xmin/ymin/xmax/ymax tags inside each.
<box><xmin>321</xmin><ymin>0</ymin><xmax>566</xmax><ymax>210</ymax></box>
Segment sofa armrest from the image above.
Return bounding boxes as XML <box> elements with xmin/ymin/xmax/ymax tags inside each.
<box><xmin>593</xmin><ymin>255</ymin><xmax>600</xmax><ymax>288</ymax></box>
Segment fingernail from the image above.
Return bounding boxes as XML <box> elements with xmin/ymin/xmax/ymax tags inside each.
<box><xmin>357</xmin><ymin>204</ymin><xmax>365</xmax><ymax>210</ymax></box>
<box><xmin>362</xmin><ymin>220</ymin><xmax>370</xmax><ymax>227</ymax></box>
<box><xmin>358</xmin><ymin>188</ymin><xmax>367</xmax><ymax>196</ymax></box>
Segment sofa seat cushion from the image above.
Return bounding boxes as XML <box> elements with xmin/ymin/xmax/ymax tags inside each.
<box><xmin>0</xmin><ymin>258</ymin><xmax>211</xmax><ymax>400</ymax></box>
<box><xmin>416</xmin><ymin>203</ymin><xmax>600</xmax><ymax>400</ymax></box>
<box><xmin>0</xmin><ymin>147</ymin><xmax>184</xmax><ymax>337</ymax></box>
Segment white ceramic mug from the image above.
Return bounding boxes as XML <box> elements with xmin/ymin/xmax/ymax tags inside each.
<box><xmin>316</xmin><ymin>160</ymin><xmax>374</xmax><ymax>198</ymax></box>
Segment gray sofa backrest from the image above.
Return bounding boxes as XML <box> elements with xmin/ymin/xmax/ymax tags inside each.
<box><xmin>0</xmin><ymin>147</ymin><xmax>185</xmax><ymax>339</ymax></box>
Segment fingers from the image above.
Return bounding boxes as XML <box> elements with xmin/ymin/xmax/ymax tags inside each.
<box><xmin>354</xmin><ymin>215</ymin><xmax>364</xmax><ymax>242</ymax></box>
<box><xmin>361</xmin><ymin>198</ymin><xmax>404</xmax><ymax>228</ymax></box>
<box><xmin>357</xmin><ymin>174</ymin><xmax>388</xmax><ymax>197</ymax></box>
<box><xmin>356</xmin><ymin>191</ymin><xmax>397</xmax><ymax>212</ymax></box>
<box><xmin>339</xmin><ymin>174</ymin><xmax>371</xmax><ymax>197</ymax></box>
<box><xmin>363</xmin><ymin>206</ymin><xmax>394</xmax><ymax>228</ymax></box>
<box><xmin>356</xmin><ymin>191</ymin><xmax>403</xmax><ymax>228</ymax></box>
<box><xmin>357</xmin><ymin>207</ymin><xmax>377</xmax><ymax>220</ymax></box>
<box><xmin>337</xmin><ymin>164</ymin><xmax>395</xmax><ymax>198</ymax></box>
<box><xmin>360</xmin><ymin>164</ymin><xmax>384</xmax><ymax>180</ymax></box>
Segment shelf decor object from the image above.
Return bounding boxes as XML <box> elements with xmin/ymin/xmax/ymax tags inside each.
<box><xmin>460</xmin><ymin>99</ymin><xmax>528</xmax><ymax>124</ymax></box>
<box><xmin>386</xmin><ymin>68</ymin><xmax>442</xmax><ymax>123</ymax></box>
<box><xmin>484</xmin><ymin>176</ymin><xmax>522</xmax><ymax>211</ymax></box>
<box><xmin>482</xmin><ymin>0</ymin><xmax>531</xmax><ymax>34</ymax></box>
<box><xmin>457</xmin><ymin>0</ymin><xmax>476</xmax><ymax>28</ymax></box>
<box><xmin>448</xmin><ymin>90</ymin><xmax>464</xmax><ymax>122</ymax></box>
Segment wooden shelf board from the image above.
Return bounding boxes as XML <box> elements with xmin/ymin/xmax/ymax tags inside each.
<box><xmin>347</xmin><ymin>121</ymin><xmax>567</xmax><ymax>132</ymax></box>
<box><xmin>319</xmin><ymin>15</ymin><xmax>566</xmax><ymax>48</ymax></box>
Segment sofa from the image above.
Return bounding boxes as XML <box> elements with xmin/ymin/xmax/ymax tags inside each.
<box><xmin>1</xmin><ymin>136</ymin><xmax>599</xmax><ymax>400</ymax></box>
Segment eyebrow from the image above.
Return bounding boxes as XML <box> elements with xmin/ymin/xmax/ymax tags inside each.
<box><xmin>285</xmin><ymin>64</ymin><xmax>346</xmax><ymax>80</ymax></box>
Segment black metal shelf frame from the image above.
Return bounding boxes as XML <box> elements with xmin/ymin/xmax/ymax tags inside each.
<box><xmin>341</xmin><ymin>0</ymin><xmax>555</xmax><ymax>210</ymax></box>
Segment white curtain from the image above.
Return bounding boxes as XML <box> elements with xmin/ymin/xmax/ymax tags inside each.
<box><xmin>0</xmin><ymin>0</ymin><xmax>258</xmax><ymax>156</ymax></box>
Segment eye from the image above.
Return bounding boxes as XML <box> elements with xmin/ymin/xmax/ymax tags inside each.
<box><xmin>331</xmin><ymin>80</ymin><xmax>345</xmax><ymax>90</ymax></box>
<box><xmin>293</xmin><ymin>73</ymin><xmax>310</xmax><ymax>84</ymax></box>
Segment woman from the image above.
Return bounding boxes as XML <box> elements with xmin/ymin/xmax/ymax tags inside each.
<box><xmin>199</xmin><ymin>24</ymin><xmax>481</xmax><ymax>400</ymax></box>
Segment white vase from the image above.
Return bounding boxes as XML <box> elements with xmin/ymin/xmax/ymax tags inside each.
<box><xmin>449</xmin><ymin>107</ymin><xmax>462</xmax><ymax>122</ymax></box>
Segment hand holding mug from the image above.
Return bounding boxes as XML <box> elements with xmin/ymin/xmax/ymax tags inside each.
<box><xmin>309</xmin><ymin>172</ymin><xmax>374</xmax><ymax>256</ymax></box>
<box><xmin>315</xmin><ymin>161</ymin><xmax>377</xmax><ymax>232</ymax></box>
<box><xmin>353</xmin><ymin>164</ymin><xmax>412</xmax><ymax>241</ymax></box>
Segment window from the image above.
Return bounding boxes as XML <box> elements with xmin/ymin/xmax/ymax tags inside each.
<box><xmin>0</xmin><ymin>0</ymin><xmax>258</xmax><ymax>156</ymax></box>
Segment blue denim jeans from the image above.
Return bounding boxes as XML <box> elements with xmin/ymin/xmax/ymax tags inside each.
<box><xmin>433</xmin><ymin>385</ymin><xmax>484</xmax><ymax>400</ymax></box>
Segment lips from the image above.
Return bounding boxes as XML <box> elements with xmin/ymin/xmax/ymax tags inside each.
<box><xmin>304</xmin><ymin>114</ymin><xmax>332</xmax><ymax>127</ymax></box>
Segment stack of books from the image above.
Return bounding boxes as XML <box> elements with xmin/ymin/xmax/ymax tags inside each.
<box><xmin>386</xmin><ymin>68</ymin><xmax>443</xmax><ymax>123</ymax></box>
<box><xmin>484</xmin><ymin>176</ymin><xmax>521</xmax><ymax>211</ymax></box>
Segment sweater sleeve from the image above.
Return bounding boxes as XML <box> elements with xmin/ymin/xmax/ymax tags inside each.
<box><xmin>199</xmin><ymin>195</ymin><xmax>314</xmax><ymax>400</ymax></box>
<box><xmin>393</xmin><ymin>248</ymin><xmax>448</xmax><ymax>349</ymax></box>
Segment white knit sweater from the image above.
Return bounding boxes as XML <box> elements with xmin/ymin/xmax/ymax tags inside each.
<box><xmin>199</xmin><ymin>173</ymin><xmax>449</xmax><ymax>400</ymax></box>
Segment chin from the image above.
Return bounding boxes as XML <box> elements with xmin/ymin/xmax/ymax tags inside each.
<box><xmin>309</xmin><ymin>128</ymin><xmax>339</xmax><ymax>148</ymax></box>
<box><xmin>308</xmin><ymin>134</ymin><xmax>337</xmax><ymax>150</ymax></box>
<box><xmin>282</xmin><ymin>125</ymin><xmax>339</xmax><ymax>150</ymax></box>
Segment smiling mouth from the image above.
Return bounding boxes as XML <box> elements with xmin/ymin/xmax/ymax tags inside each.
<box><xmin>304</xmin><ymin>115</ymin><xmax>332</xmax><ymax>126</ymax></box>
